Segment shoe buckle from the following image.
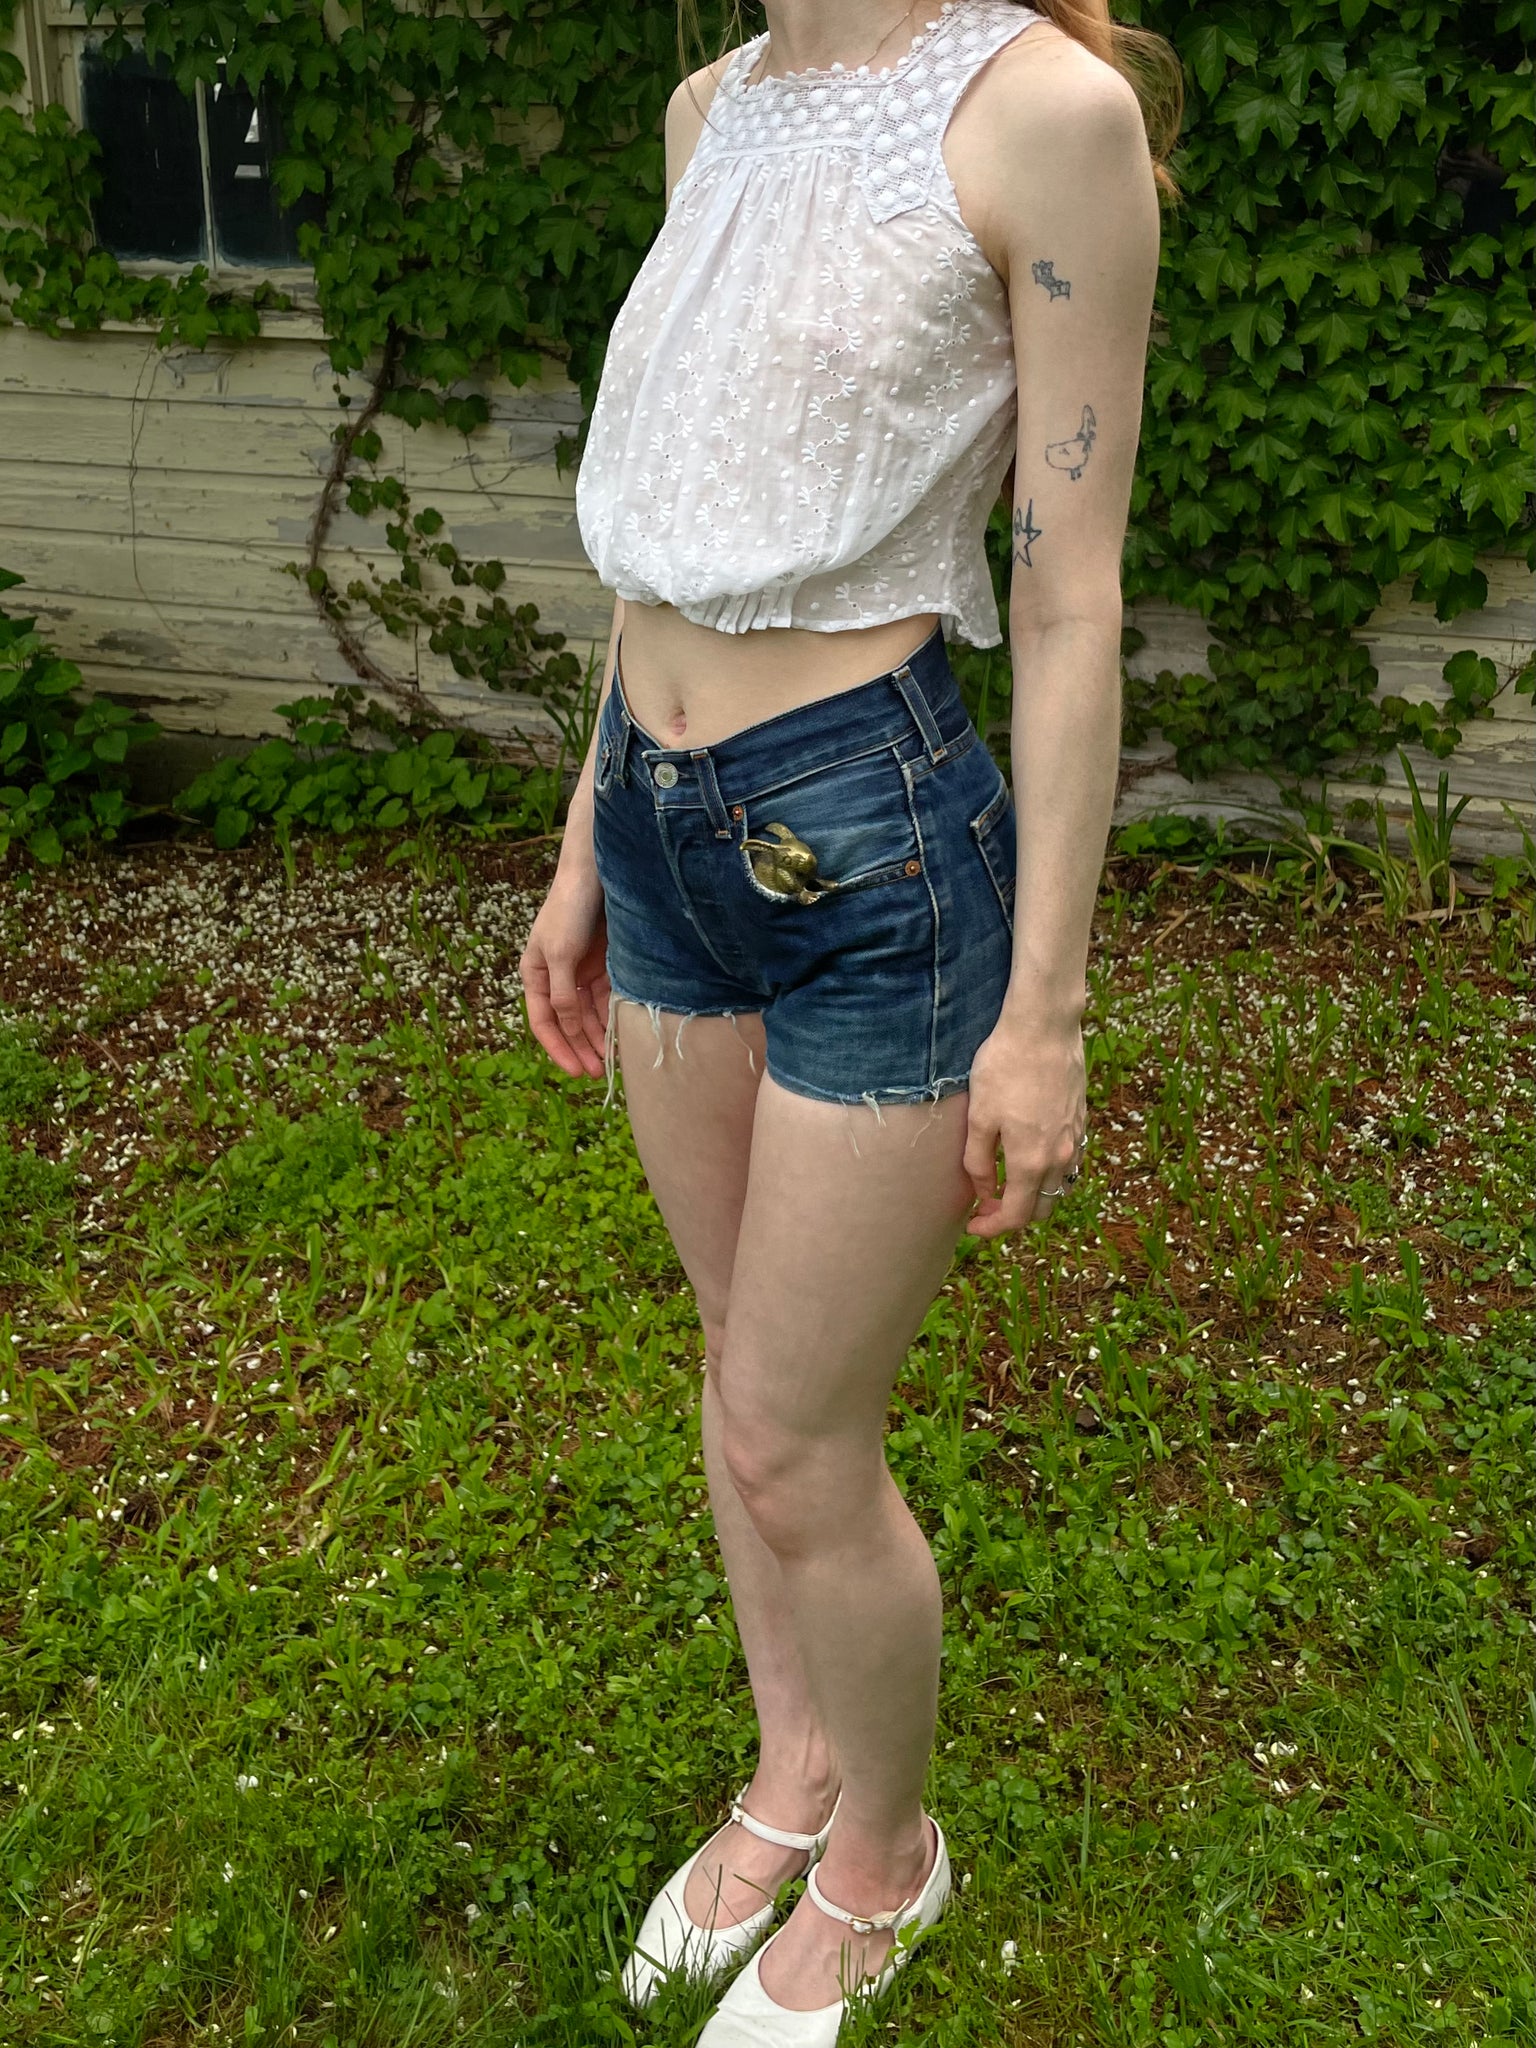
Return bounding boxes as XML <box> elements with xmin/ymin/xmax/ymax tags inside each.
<box><xmin>806</xmin><ymin>1861</ymin><xmax>909</xmax><ymax>1935</ymax></box>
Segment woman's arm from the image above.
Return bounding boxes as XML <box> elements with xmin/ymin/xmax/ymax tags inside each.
<box><xmin>962</xmin><ymin>33</ymin><xmax>1161</xmax><ymax>1234</ymax></box>
<box><xmin>520</xmin><ymin>55</ymin><xmax>733</xmax><ymax>1077</ymax></box>
<box><xmin>519</xmin><ymin>595</ymin><xmax>623</xmax><ymax>1077</ymax></box>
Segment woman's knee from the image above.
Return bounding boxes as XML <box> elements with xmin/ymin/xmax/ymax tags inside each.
<box><xmin>719</xmin><ymin>1413</ymin><xmax>880</xmax><ymax>1557</ymax></box>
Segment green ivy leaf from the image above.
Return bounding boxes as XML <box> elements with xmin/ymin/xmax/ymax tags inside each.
<box><xmin>1459</xmin><ymin>455</ymin><xmax>1530</xmax><ymax>527</ymax></box>
<box><xmin>1180</xmin><ymin>17</ymin><xmax>1261</xmax><ymax>98</ymax></box>
<box><xmin>1297</xmin><ymin>306</ymin><xmax>1373</xmax><ymax>364</ymax></box>
<box><xmin>1217</xmin><ymin>79</ymin><xmax>1304</xmax><ymax>151</ymax></box>
<box><xmin>1334</xmin><ymin>49</ymin><xmax>1426</xmax><ymax>142</ymax></box>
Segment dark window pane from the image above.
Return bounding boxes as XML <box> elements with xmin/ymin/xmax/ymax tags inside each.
<box><xmin>81</xmin><ymin>39</ymin><xmax>206</xmax><ymax>263</ymax></box>
<box><xmin>205</xmin><ymin>63</ymin><xmax>327</xmax><ymax>267</ymax></box>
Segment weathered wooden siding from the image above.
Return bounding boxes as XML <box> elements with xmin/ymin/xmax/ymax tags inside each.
<box><xmin>0</xmin><ymin>320</ymin><xmax>1531</xmax><ymax>850</ymax></box>
<box><xmin>1120</xmin><ymin>558</ymin><xmax>1534</xmax><ymax>857</ymax></box>
<box><xmin>0</xmin><ymin>323</ymin><xmax>604</xmax><ymax>745</ymax></box>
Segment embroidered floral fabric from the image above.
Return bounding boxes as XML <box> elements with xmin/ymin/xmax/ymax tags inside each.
<box><xmin>575</xmin><ymin>0</ymin><xmax>1045</xmax><ymax>647</ymax></box>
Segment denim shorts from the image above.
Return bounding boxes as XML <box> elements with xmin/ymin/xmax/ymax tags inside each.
<box><xmin>591</xmin><ymin>623</ymin><xmax>1016</xmax><ymax>1108</ymax></box>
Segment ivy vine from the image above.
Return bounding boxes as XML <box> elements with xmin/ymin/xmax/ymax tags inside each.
<box><xmin>0</xmin><ymin>0</ymin><xmax>1531</xmax><ymax>789</ymax></box>
<box><xmin>1116</xmin><ymin>0</ymin><xmax>1534</xmax><ymax>777</ymax></box>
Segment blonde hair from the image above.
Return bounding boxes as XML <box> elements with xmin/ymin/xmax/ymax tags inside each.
<box><xmin>675</xmin><ymin>1</ymin><xmax>1184</xmax><ymax>204</ymax></box>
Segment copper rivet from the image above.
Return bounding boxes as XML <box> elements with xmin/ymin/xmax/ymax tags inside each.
<box><xmin>731</xmin><ymin>804</ymin><xmax>743</xmax><ymax>818</ymax></box>
<box><xmin>905</xmin><ymin>859</ymin><xmax>921</xmax><ymax>876</ymax></box>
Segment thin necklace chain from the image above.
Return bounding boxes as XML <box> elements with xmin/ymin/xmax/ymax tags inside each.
<box><xmin>745</xmin><ymin>2</ymin><xmax>929</xmax><ymax>88</ymax></box>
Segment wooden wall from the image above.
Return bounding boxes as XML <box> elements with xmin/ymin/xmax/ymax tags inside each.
<box><xmin>1122</xmin><ymin>559</ymin><xmax>1534</xmax><ymax>858</ymax></box>
<box><xmin>0</xmin><ymin>322</ymin><xmax>604</xmax><ymax>744</ymax></box>
<box><xmin>1</xmin><ymin>321</ymin><xmax>1531</xmax><ymax>852</ymax></box>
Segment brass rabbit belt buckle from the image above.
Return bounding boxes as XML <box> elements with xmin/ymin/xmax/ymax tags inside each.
<box><xmin>741</xmin><ymin>822</ymin><xmax>840</xmax><ymax>905</ymax></box>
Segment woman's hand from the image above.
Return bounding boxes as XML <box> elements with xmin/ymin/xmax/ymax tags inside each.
<box><xmin>519</xmin><ymin>861</ymin><xmax>610</xmax><ymax>1079</ymax></box>
<box><xmin>963</xmin><ymin>1009</ymin><xmax>1087</xmax><ymax>1237</ymax></box>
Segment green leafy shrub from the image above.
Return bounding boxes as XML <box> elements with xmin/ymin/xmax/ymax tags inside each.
<box><xmin>0</xmin><ymin>568</ymin><xmax>160</xmax><ymax>864</ymax></box>
<box><xmin>0</xmin><ymin>1023</ymin><xmax>57</xmax><ymax>1124</ymax></box>
<box><xmin>201</xmin><ymin>1103</ymin><xmax>387</xmax><ymax>1239</ymax></box>
<box><xmin>1112</xmin><ymin>811</ymin><xmax>1222</xmax><ymax>859</ymax></box>
<box><xmin>0</xmin><ymin>1137</ymin><xmax>74</xmax><ymax>1257</ymax></box>
<box><xmin>174</xmin><ymin>690</ymin><xmax>555</xmax><ymax>848</ymax></box>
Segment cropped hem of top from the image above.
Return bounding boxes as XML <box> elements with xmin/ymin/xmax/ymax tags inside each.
<box><xmin>575</xmin><ymin>0</ymin><xmax>1047</xmax><ymax>651</ymax></box>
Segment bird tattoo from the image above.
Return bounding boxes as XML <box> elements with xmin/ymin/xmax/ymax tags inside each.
<box><xmin>1045</xmin><ymin>404</ymin><xmax>1097</xmax><ymax>480</ymax></box>
<box><xmin>1031</xmin><ymin>258</ymin><xmax>1071</xmax><ymax>301</ymax></box>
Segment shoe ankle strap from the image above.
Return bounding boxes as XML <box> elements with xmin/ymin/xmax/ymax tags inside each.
<box><xmin>805</xmin><ymin>1859</ymin><xmax>913</xmax><ymax>1937</ymax></box>
<box><xmin>728</xmin><ymin>1792</ymin><xmax>825</xmax><ymax>1854</ymax></box>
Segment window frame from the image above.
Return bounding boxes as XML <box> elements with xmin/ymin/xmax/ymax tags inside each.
<box><xmin>22</xmin><ymin>0</ymin><xmax>322</xmax><ymax>301</ymax></box>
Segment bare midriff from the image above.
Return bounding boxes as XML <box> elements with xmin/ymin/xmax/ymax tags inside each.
<box><xmin>614</xmin><ymin>599</ymin><xmax>944</xmax><ymax>751</ymax></box>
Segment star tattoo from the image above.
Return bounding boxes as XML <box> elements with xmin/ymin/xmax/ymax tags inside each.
<box><xmin>1013</xmin><ymin>498</ymin><xmax>1042</xmax><ymax>567</ymax></box>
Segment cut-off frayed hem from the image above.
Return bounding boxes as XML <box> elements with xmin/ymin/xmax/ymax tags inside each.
<box><xmin>603</xmin><ymin>987</ymin><xmax>765</xmax><ymax>1108</ymax></box>
<box><xmin>763</xmin><ymin>1061</ymin><xmax>971</xmax><ymax>1155</ymax></box>
<box><xmin>763</xmin><ymin>1059</ymin><xmax>972</xmax><ymax>1114</ymax></box>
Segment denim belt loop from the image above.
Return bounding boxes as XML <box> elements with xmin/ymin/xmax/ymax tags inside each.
<box><xmin>890</xmin><ymin>660</ymin><xmax>949</xmax><ymax>764</ymax></box>
<box><xmin>609</xmin><ymin>676</ymin><xmax>635</xmax><ymax>788</ymax></box>
<box><xmin>691</xmin><ymin>749</ymin><xmax>734</xmax><ymax>839</ymax></box>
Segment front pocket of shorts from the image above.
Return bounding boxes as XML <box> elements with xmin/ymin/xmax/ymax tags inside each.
<box><xmin>736</xmin><ymin>750</ymin><xmax>923</xmax><ymax>905</ymax></box>
<box><xmin>971</xmin><ymin>778</ymin><xmax>1016</xmax><ymax>929</ymax></box>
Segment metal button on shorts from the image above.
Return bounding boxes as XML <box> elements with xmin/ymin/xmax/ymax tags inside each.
<box><xmin>652</xmin><ymin>761</ymin><xmax>679</xmax><ymax>788</ymax></box>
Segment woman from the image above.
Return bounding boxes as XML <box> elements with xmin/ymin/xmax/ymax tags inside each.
<box><xmin>519</xmin><ymin>1</ymin><xmax>1177</xmax><ymax>2037</ymax></box>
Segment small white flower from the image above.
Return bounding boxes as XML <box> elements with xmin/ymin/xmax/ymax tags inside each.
<box><xmin>207</xmin><ymin>1565</ymin><xmax>219</xmax><ymax>1583</ymax></box>
<box><xmin>1000</xmin><ymin>1939</ymin><xmax>1018</xmax><ymax>1973</ymax></box>
<box><xmin>465</xmin><ymin>1903</ymin><xmax>481</xmax><ymax>1924</ymax></box>
<box><xmin>235</xmin><ymin>1774</ymin><xmax>259</xmax><ymax>1794</ymax></box>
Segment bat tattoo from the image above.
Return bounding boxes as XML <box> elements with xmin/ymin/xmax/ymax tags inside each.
<box><xmin>1013</xmin><ymin>498</ymin><xmax>1042</xmax><ymax>568</ymax></box>
<box><xmin>1031</xmin><ymin>258</ymin><xmax>1071</xmax><ymax>301</ymax></box>
<box><xmin>1045</xmin><ymin>403</ymin><xmax>1097</xmax><ymax>480</ymax></box>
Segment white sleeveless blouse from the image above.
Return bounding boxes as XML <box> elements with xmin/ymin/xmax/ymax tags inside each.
<box><xmin>574</xmin><ymin>0</ymin><xmax>1045</xmax><ymax>647</ymax></box>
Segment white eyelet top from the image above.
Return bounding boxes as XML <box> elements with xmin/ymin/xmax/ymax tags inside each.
<box><xmin>574</xmin><ymin>0</ymin><xmax>1045</xmax><ymax>647</ymax></box>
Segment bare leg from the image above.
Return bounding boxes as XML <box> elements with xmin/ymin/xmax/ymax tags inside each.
<box><xmin>615</xmin><ymin>1006</ymin><xmax>840</xmax><ymax>1929</ymax></box>
<box><xmin>716</xmin><ymin>1076</ymin><xmax>974</xmax><ymax>2009</ymax></box>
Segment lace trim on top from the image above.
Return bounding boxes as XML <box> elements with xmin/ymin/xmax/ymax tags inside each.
<box><xmin>688</xmin><ymin>0</ymin><xmax>1042</xmax><ymax>223</ymax></box>
<box><xmin>725</xmin><ymin>0</ymin><xmax>970</xmax><ymax>94</ymax></box>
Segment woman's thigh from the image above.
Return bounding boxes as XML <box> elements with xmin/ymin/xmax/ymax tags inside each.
<box><xmin>617</xmin><ymin>1010</ymin><xmax>972</xmax><ymax>1439</ymax></box>
<box><xmin>717</xmin><ymin>1077</ymin><xmax>974</xmax><ymax>1491</ymax></box>
<box><xmin>615</xmin><ymin>1003</ymin><xmax>767</xmax><ymax>1333</ymax></box>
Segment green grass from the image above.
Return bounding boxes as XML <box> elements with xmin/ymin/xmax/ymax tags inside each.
<box><xmin>0</xmin><ymin>836</ymin><xmax>1531</xmax><ymax>2047</ymax></box>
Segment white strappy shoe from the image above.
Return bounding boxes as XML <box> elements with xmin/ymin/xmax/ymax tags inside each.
<box><xmin>620</xmin><ymin>1786</ymin><xmax>841</xmax><ymax>2009</ymax></box>
<box><xmin>696</xmin><ymin>1813</ymin><xmax>951</xmax><ymax>2045</ymax></box>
